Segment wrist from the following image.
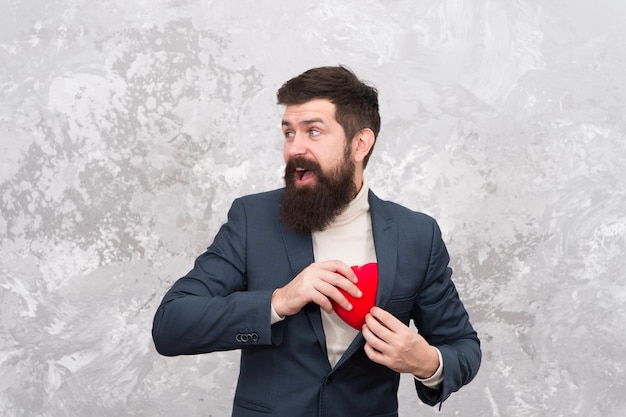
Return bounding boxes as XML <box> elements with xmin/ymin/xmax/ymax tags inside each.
<box><xmin>413</xmin><ymin>346</ymin><xmax>441</xmax><ymax>379</ymax></box>
<box><xmin>271</xmin><ymin>288</ymin><xmax>286</xmax><ymax>318</ymax></box>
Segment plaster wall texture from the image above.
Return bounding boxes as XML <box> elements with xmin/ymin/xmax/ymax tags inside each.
<box><xmin>1</xmin><ymin>1</ymin><xmax>625</xmax><ymax>416</ymax></box>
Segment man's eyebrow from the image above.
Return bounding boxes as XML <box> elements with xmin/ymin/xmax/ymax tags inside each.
<box><xmin>281</xmin><ymin>118</ymin><xmax>326</xmax><ymax>127</ymax></box>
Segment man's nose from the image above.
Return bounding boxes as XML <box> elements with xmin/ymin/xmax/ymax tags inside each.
<box><xmin>286</xmin><ymin>132</ymin><xmax>307</xmax><ymax>157</ymax></box>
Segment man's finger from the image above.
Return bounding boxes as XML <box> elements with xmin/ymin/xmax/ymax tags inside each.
<box><xmin>319</xmin><ymin>269</ymin><xmax>362</xmax><ymax>299</ymax></box>
<box><xmin>368</xmin><ymin>306</ymin><xmax>404</xmax><ymax>331</ymax></box>
<box><xmin>315</xmin><ymin>280</ymin><xmax>354</xmax><ymax>311</ymax></box>
<box><xmin>321</xmin><ymin>260</ymin><xmax>358</xmax><ymax>283</ymax></box>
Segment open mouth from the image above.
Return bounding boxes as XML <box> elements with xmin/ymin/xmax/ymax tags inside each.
<box><xmin>295</xmin><ymin>167</ymin><xmax>315</xmax><ymax>183</ymax></box>
<box><xmin>286</xmin><ymin>157</ymin><xmax>320</xmax><ymax>186</ymax></box>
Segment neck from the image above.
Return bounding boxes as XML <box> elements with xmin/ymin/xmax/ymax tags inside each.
<box><xmin>353</xmin><ymin>170</ymin><xmax>364</xmax><ymax>196</ymax></box>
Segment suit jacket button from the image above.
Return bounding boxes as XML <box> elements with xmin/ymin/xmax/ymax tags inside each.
<box><xmin>324</xmin><ymin>378</ymin><xmax>332</xmax><ymax>385</ymax></box>
<box><xmin>236</xmin><ymin>333</ymin><xmax>259</xmax><ymax>342</ymax></box>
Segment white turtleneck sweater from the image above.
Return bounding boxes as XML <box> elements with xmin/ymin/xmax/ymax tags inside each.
<box><xmin>272</xmin><ymin>179</ymin><xmax>443</xmax><ymax>387</ymax></box>
<box><xmin>312</xmin><ymin>178</ymin><xmax>376</xmax><ymax>367</ymax></box>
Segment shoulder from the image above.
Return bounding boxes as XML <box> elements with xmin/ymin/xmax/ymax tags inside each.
<box><xmin>237</xmin><ymin>188</ymin><xmax>284</xmax><ymax>204</ymax></box>
<box><xmin>220</xmin><ymin>188</ymin><xmax>284</xmax><ymax>229</ymax></box>
<box><xmin>230</xmin><ymin>188</ymin><xmax>284</xmax><ymax>215</ymax></box>
<box><xmin>369</xmin><ymin>190</ymin><xmax>448</xmax><ymax>256</ymax></box>
<box><xmin>368</xmin><ymin>189</ymin><xmax>437</xmax><ymax>226</ymax></box>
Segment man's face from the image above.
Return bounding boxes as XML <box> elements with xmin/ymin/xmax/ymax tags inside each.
<box><xmin>279</xmin><ymin>99</ymin><xmax>357</xmax><ymax>233</ymax></box>
<box><xmin>281</xmin><ymin>99</ymin><xmax>354</xmax><ymax>189</ymax></box>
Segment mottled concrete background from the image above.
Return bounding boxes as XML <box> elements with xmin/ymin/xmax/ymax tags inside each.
<box><xmin>1</xmin><ymin>0</ymin><xmax>625</xmax><ymax>416</ymax></box>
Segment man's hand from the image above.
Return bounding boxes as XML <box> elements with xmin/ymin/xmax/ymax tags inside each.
<box><xmin>362</xmin><ymin>306</ymin><xmax>439</xmax><ymax>379</ymax></box>
<box><xmin>272</xmin><ymin>260</ymin><xmax>362</xmax><ymax>317</ymax></box>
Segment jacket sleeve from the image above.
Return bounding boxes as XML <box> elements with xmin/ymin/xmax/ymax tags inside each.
<box><xmin>152</xmin><ymin>197</ymin><xmax>276</xmax><ymax>356</ymax></box>
<box><xmin>413</xmin><ymin>219</ymin><xmax>481</xmax><ymax>407</ymax></box>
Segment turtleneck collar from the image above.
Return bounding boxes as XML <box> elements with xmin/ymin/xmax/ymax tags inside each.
<box><xmin>328</xmin><ymin>178</ymin><xmax>370</xmax><ymax>227</ymax></box>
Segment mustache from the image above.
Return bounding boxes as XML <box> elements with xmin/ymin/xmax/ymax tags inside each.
<box><xmin>284</xmin><ymin>157</ymin><xmax>321</xmax><ymax>175</ymax></box>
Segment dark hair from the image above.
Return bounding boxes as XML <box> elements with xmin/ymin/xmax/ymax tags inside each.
<box><xmin>276</xmin><ymin>66</ymin><xmax>380</xmax><ymax>168</ymax></box>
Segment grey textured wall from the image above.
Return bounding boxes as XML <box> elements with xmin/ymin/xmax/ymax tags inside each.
<box><xmin>1</xmin><ymin>1</ymin><xmax>625</xmax><ymax>416</ymax></box>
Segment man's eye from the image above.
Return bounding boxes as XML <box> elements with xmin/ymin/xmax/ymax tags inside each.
<box><xmin>309</xmin><ymin>129</ymin><xmax>321</xmax><ymax>137</ymax></box>
<box><xmin>284</xmin><ymin>131</ymin><xmax>294</xmax><ymax>139</ymax></box>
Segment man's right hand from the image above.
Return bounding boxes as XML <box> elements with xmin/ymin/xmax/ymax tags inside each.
<box><xmin>271</xmin><ymin>260</ymin><xmax>362</xmax><ymax>317</ymax></box>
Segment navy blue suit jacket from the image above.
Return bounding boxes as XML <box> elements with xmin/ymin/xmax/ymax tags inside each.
<box><xmin>152</xmin><ymin>188</ymin><xmax>481</xmax><ymax>416</ymax></box>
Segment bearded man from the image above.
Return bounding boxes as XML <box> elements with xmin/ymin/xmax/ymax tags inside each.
<box><xmin>152</xmin><ymin>66</ymin><xmax>481</xmax><ymax>417</ymax></box>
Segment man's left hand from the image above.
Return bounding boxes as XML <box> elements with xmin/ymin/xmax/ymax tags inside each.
<box><xmin>362</xmin><ymin>306</ymin><xmax>439</xmax><ymax>379</ymax></box>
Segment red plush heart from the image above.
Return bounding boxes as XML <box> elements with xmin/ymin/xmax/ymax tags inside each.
<box><xmin>331</xmin><ymin>263</ymin><xmax>378</xmax><ymax>330</ymax></box>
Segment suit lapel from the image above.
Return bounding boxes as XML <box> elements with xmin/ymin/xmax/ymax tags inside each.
<box><xmin>280</xmin><ymin>223</ymin><xmax>329</xmax><ymax>358</ymax></box>
<box><xmin>332</xmin><ymin>190</ymin><xmax>398</xmax><ymax>371</ymax></box>
<box><xmin>369</xmin><ymin>191</ymin><xmax>399</xmax><ymax>310</ymax></box>
<box><xmin>280</xmin><ymin>225</ymin><xmax>314</xmax><ymax>278</ymax></box>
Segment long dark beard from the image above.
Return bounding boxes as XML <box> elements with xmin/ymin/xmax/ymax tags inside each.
<box><xmin>279</xmin><ymin>153</ymin><xmax>357</xmax><ymax>233</ymax></box>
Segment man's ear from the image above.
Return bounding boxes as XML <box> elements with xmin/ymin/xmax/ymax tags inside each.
<box><xmin>352</xmin><ymin>128</ymin><xmax>376</xmax><ymax>164</ymax></box>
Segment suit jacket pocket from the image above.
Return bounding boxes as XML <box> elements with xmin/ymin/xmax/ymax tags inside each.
<box><xmin>383</xmin><ymin>293</ymin><xmax>417</xmax><ymax>324</ymax></box>
<box><xmin>233</xmin><ymin>396</ymin><xmax>273</xmax><ymax>414</ymax></box>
